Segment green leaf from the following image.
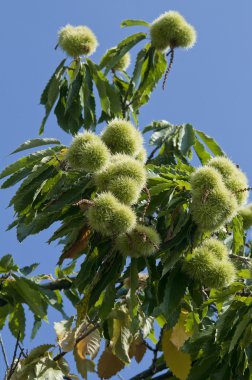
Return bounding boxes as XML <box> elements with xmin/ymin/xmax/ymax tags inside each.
<box><xmin>121</xmin><ymin>19</ymin><xmax>150</xmax><ymax>28</ymax></box>
<box><xmin>193</xmin><ymin>139</ymin><xmax>212</xmax><ymax>165</ymax></box>
<box><xmin>0</xmin><ymin>146</ymin><xmax>62</xmax><ymax>179</ymax></box>
<box><xmin>129</xmin><ymin>258</ymin><xmax>139</xmax><ymax>319</ymax></box>
<box><xmin>54</xmin><ymin>79</ymin><xmax>84</xmax><ymax>135</ymax></box>
<box><xmin>131</xmin><ymin>44</ymin><xmax>150</xmax><ymax>91</ymax></box>
<box><xmin>89</xmin><ymin>254</ymin><xmax>125</xmax><ymax>308</ymax></box>
<box><xmin>1</xmin><ymin>167</ymin><xmax>33</xmax><ymax>189</ymax></box>
<box><xmin>229</xmin><ymin>309</ymin><xmax>252</xmax><ymax>352</ymax></box>
<box><xmin>19</xmin><ymin>263</ymin><xmax>39</xmax><ymax>276</ymax></box>
<box><xmin>160</xmin><ymin>265</ymin><xmax>188</xmax><ymax>328</ymax></box>
<box><xmin>105</xmin><ymin>82</ymin><xmax>122</xmax><ymax>114</ymax></box>
<box><xmin>31</xmin><ymin>316</ymin><xmax>42</xmax><ymax>340</ymax></box>
<box><xmin>86</xmin><ymin>60</ymin><xmax>111</xmax><ymax>115</ymax></box>
<box><xmin>10</xmin><ymin>166</ymin><xmax>57</xmax><ymax>214</ymax></box>
<box><xmin>232</xmin><ymin>215</ymin><xmax>244</xmax><ymax>254</ymax></box>
<box><xmin>75</xmin><ymin>248</ymin><xmax>100</xmax><ymax>293</ymax></box>
<box><xmin>82</xmin><ymin>64</ymin><xmax>96</xmax><ymax>130</ymax></box>
<box><xmin>111</xmin><ymin>314</ymin><xmax>132</xmax><ymax>363</ymax></box>
<box><xmin>0</xmin><ymin>254</ymin><xmax>18</xmax><ymax>273</ymax></box>
<box><xmin>40</xmin><ymin>59</ymin><xmax>66</xmax><ymax>134</ymax></box>
<box><xmin>99</xmin><ymin>283</ymin><xmax>117</xmax><ymax>320</ymax></box>
<box><xmin>132</xmin><ymin>48</ymin><xmax>166</xmax><ymax>110</ymax></box>
<box><xmin>24</xmin><ymin>344</ymin><xmax>55</xmax><ymax>365</ymax></box>
<box><xmin>65</xmin><ymin>67</ymin><xmax>84</xmax><ymax>112</ymax></box>
<box><xmin>11</xmin><ymin>138</ymin><xmax>61</xmax><ymax>155</ymax></box>
<box><xmin>178</xmin><ymin>124</ymin><xmax>195</xmax><ymax>157</ymax></box>
<box><xmin>196</xmin><ymin>130</ymin><xmax>225</xmax><ymax>156</ymax></box>
<box><xmin>188</xmin><ymin>352</ymin><xmax>219</xmax><ymax>380</ymax></box>
<box><xmin>8</xmin><ymin>303</ymin><xmax>26</xmax><ymax>341</ymax></box>
<box><xmin>0</xmin><ymin>304</ymin><xmax>12</xmax><ymax>330</ymax></box>
<box><xmin>99</xmin><ymin>33</ymin><xmax>146</xmax><ymax>73</ymax></box>
<box><xmin>11</xmin><ymin>276</ymin><xmax>48</xmax><ymax>319</ymax></box>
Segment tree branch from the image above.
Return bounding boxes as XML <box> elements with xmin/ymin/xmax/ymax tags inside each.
<box><xmin>229</xmin><ymin>254</ymin><xmax>251</xmax><ymax>264</ymax></box>
<box><xmin>129</xmin><ymin>363</ymin><xmax>167</xmax><ymax>380</ymax></box>
<box><xmin>40</xmin><ymin>277</ymin><xmax>74</xmax><ymax>291</ymax></box>
<box><xmin>7</xmin><ymin>332</ymin><xmax>20</xmax><ymax>380</ymax></box>
<box><xmin>0</xmin><ymin>333</ymin><xmax>9</xmax><ymax>369</ymax></box>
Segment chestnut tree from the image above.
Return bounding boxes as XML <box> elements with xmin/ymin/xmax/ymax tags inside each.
<box><xmin>0</xmin><ymin>10</ymin><xmax>252</xmax><ymax>380</ymax></box>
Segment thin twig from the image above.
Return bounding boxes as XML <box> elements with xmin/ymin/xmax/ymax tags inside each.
<box><xmin>7</xmin><ymin>331</ymin><xmax>20</xmax><ymax>380</ymax></box>
<box><xmin>40</xmin><ymin>277</ymin><xmax>74</xmax><ymax>291</ymax></box>
<box><xmin>0</xmin><ymin>334</ymin><xmax>9</xmax><ymax>369</ymax></box>
<box><xmin>229</xmin><ymin>254</ymin><xmax>251</xmax><ymax>264</ymax></box>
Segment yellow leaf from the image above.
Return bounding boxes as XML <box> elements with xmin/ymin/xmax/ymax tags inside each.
<box><xmin>162</xmin><ymin>329</ymin><xmax>192</xmax><ymax>380</ymax></box>
<box><xmin>97</xmin><ymin>348</ymin><xmax>125</xmax><ymax>379</ymax></box>
<box><xmin>74</xmin><ymin>346</ymin><xmax>95</xmax><ymax>379</ymax></box>
<box><xmin>75</xmin><ymin>327</ymin><xmax>101</xmax><ymax>360</ymax></box>
<box><xmin>170</xmin><ymin>311</ymin><xmax>192</xmax><ymax>349</ymax></box>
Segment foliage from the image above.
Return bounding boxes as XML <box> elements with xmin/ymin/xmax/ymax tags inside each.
<box><xmin>1</xmin><ymin>11</ymin><xmax>252</xmax><ymax>380</ymax></box>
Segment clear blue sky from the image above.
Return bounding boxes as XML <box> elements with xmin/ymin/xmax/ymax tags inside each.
<box><xmin>1</xmin><ymin>1</ymin><xmax>252</xmax><ymax>378</ymax></box>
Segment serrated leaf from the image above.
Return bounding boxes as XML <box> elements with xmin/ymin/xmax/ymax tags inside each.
<box><xmin>112</xmin><ymin>315</ymin><xmax>132</xmax><ymax>363</ymax></box>
<box><xmin>8</xmin><ymin>303</ymin><xmax>25</xmax><ymax>341</ymax></box>
<box><xmin>11</xmin><ymin>138</ymin><xmax>61</xmax><ymax>154</ymax></box>
<box><xmin>162</xmin><ymin>329</ymin><xmax>192</xmax><ymax>380</ymax></box>
<box><xmin>65</xmin><ymin>67</ymin><xmax>84</xmax><ymax>112</ymax></box>
<box><xmin>75</xmin><ymin>327</ymin><xmax>101</xmax><ymax>360</ymax></box>
<box><xmin>132</xmin><ymin>48</ymin><xmax>166</xmax><ymax>110</ymax></box>
<box><xmin>81</xmin><ymin>64</ymin><xmax>96</xmax><ymax>130</ymax></box>
<box><xmin>196</xmin><ymin>130</ymin><xmax>225</xmax><ymax>156</ymax></box>
<box><xmin>35</xmin><ymin>357</ymin><xmax>64</xmax><ymax>380</ymax></box>
<box><xmin>97</xmin><ymin>348</ymin><xmax>125</xmax><ymax>379</ymax></box>
<box><xmin>86</xmin><ymin>59</ymin><xmax>110</xmax><ymax>114</ymax></box>
<box><xmin>105</xmin><ymin>82</ymin><xmax>121</xmax><ymax>114</ymax></box>
<box><xmin>40</xmin><ymin>59</ymin><xmax>66</xmax><ymax>134</ymax></box>
<box><xmin>179</xmin><ymin>124</ymin><xmax>195</xmax><ymax>157</ymax></box>
<box><xmin>0</xmin><ymin>254</ymin><xmax>18</xmax><ymax>273</ymax></box>
<box><xmin>73</xmin><ymin>348</ymin><xmax>95</xmax><ymax>380</ymax></box>
<box><xmin>99</xmin><ymin>33</ymin><xmax>146</xmax><ymax>73</ymax></box>
<box><xmin>0</xmin><ymin>146</ymin><xmax>62</xmax><ymax>179</ymax></box>
<box><xmin>19</xmin><ymin>263</ymin><xmax>39</xmax><ymax>276</ymax></box>
<box><xmin>54</xmin><ymin>317</ymin><xmax>75</xmax><ymax>352</ymax></box>
<box><xmin>141</xmin><ymin>316</ymin><xmax>154</xmax><ymax>338</ymax></box>
<box><xmin>232</xmin><ymin>215</ymin><xmax>244</xmax><ymax>254</ymax></box>
<box><xmin>0</xmin><ymin>304</ymin><xmax>11</xmax><ymax>330</ymax></box>
<box><xmin>131</xmin><ymin>44</ymin><xmax>150</xmax><ymax>88</ymax></box>
<box><xmin>1</xmin><ymin>167</ymin><xmax>32</xmax><ymax>189</ymax></box>
<box><xmin>99</xmin><ymin>282</ymin><xmax>116</xmax><ymax>320</ymax></box>
<box><xmin>160</xmin><ymin>266</ymin><xmax>188</xmax><ymax>328</ymax></box>
<box><xmin>11</xmin><ymin>276</ymin><xmax>48</xmax><ymax>319</ymax></box>
<box><xmin>31</xmin><ymin>316</ymin><xmax>42</xmax><ymax>340</ymax></box>
<box><xmin>229</xmin><ymin>308</ymin><xmax>252</xmax><ymax>352</ymax></box>
<box><xmin>121</xmin><ymin>19</ymin><xmax>150</xmax><ymax>28</ymax></box>
<box><xmin>54</xmin><ymin>79</ymin><xmax>83</xmax><ymax>135</ymax></box>
<box><xmin>129</xmin><ymin>258</ymin><xmax>139</xmax><ymax>319</ymax></box>
<box><xmin>24</xmin><ymin>344</ymin><xmax>55</xmax><ymax>365</ymax></box>
<box><xmin>193</xmin><ymin>139</ymin><xmax>212</xmax><ymax>165</ymax></box>
<box><xmin>129</xmin><ymin>338</ymin><xmax>146</xmax><ymax>363</ymax></box>
<box><xmin>170</xmin><ymin>311</ymin><xmax>192</xmax><ymax>349</ymax></box>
